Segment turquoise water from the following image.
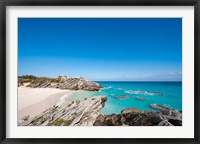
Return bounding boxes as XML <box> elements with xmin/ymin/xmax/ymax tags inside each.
<box><xmin>65</xmin><ymin>82</ymin><xmax>182</xmax><ymax>115</ymax></box>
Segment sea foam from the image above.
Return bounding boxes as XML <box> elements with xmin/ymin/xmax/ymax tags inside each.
<box><xmin>125</xmin><ymin>90</ymin><xmax>163</xmax><ymax>96</ymax></box>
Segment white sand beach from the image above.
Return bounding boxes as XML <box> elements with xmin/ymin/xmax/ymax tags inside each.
<box><xmin>18</xmin><ymin>87</ymin><xmax>73</xmax><ymax>121</ymax></box>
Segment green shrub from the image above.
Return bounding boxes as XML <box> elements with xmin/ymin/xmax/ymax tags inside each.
<box><xmin>18</xmin><ymin>75</ymin><xmax>37</xmax><ymax>79</ymax></box>
<box><xmin>76</xmin><ymin>100</ymin><xmax>80</xmax><ymax>104</ymax></box>
<box><xmin>63</xmin><ymin>120</ymin><xmax>70</xmax><ymax>126</ymax></box>
<box><xmin>38</xmin><ymin>116</ymin><xmax>47</xmax><ymax>124</ymax></box>
<box><xmin>53</xmin><ymin>119</ymin><xmax>63</xmax><ymax>126</ymax></box>
<box><xmin>53</xmin><ymin>119</ymin><xmax>70</xmax><ymax>126</ymax></box>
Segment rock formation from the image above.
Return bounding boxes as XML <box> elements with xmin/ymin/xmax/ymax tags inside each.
<box><xmin>19</xmin><ymin>76</ymin><xmax>103</xmax><ymax>91</ymax></box>
<box><xmin>18</xmin><ymin>96</ymin><xmax>107</xmax><ymax>126</ymax></box>
<box><xmin>94</xmin><ymin>105</ymin><xmax>182</xmax><ymax>126</ymax></box>
<box><xmin>115</xmin><ymin>96</ymin><xmax>130</xmax><ymax>99</ymax></box>
<box><xmin>136</xmin><ymin>96</ymin><xmax>145</xmax><ymax>100</ymax></box>
<box><xmin>125</xmin><ymin>90</ymin><xmax>163</xmax><ymax>96</ymax></box>
<box><xmin>19</xmin><ymin>96</ymin><xmax>182</xmax><ymax>126</ymax></box>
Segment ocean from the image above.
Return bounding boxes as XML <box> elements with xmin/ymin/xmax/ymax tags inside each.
<box><xmin>65</xmin><ymin>82</ymin><xmax>182</xmax><ymax>115</ymax></box>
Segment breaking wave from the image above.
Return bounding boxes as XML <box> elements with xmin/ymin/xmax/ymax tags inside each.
<box><xmin>125</xmin><ymin>90</ymin><xmax>163</xmax><ymax>96</ymax></box>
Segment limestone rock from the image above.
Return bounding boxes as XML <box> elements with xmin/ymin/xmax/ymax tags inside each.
<box><xmin>20</xmin><ymin>75</ymin><xmax>103</xmax><ymax>91</ymax></box>
<box><xmin>121</xmin><ymin>108</ymin><xmax>141</xmax><ymax>114</ymax></box>
<box><xmin>94</xmin><ymin>105</ymin><xmax>182</xmax><ymax>126</ymax></box>
<box><xmin>158</xmin><ymin>120</ymin><xmax>173</xmax><ymax>126</ymax></box>
<box><xmin>136</xmin><ymin>96</ymin><xmax>145</xmax><ymax>101</ymax></box>
<box><xmin>115</xmin><ymin>96</ymin><xmax>130</xmax><ymax>99</ymax></box>
<box><xmin>19</xmin><ymin>96</ymin><xmax>107</xmax><ymax>126</ymax></box>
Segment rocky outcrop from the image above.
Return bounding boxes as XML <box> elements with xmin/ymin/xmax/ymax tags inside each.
<box><xmin>21</xmin><ymin>76</ymin><xmax>103</xmax><ymax>91</ymax></box>
<box><xmin>125</xmin><ymin>90</ymin><xmax>163</xmax><ymax>96</ymax></box>
<box><xmin>18</xmin><ymin>96</ymin><xmax>107</xmax><ymax>126</ymax></box>
<box><xmin>115</xmin><ymin>96</ymin><xmax>130</xmax><ymax>99</ymax></box>
<box><xmin>136</xmin><ymin>96</ymin><xmax>145</xmax><ymax>100</ymax></box>
<box><xmin>18</xmin><ymin>93</ymin><xmax>182</xmax><ymax>126</ymax></box>
<box><xmin>150</xmin><ymin>104</ymin><xmax>182</xmax><ymax>125</ymax></box>
<box><xmin>58</xmin><ymin>77</ymin><xmax>102</xmax><ymax>91</ymax></box>
<box><xmin>94</xmin><ymin>105</ymin><xmax>182</xmax><ymax>126</ymax></box>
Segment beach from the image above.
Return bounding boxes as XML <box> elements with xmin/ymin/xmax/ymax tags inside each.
<box><xmin>17</xmin><ymin>79</ymin><xmax>182</xmax><ymax>126</ymax></box>
<box><xmin>18</xmin><ymin>87</ymin><xmax>73</xmax><ymax>121</ymax></box>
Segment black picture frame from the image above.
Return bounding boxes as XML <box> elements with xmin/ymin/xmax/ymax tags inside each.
<box><xmin>0</xmin><ymin>0</ymin><xmax>199</xmax><ymax>143</ymax></box>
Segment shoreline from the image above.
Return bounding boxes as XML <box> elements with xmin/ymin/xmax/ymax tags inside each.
<box><xmin>18</xmin><ymin>87</ymin><xmax>74</xmax><ymax>121</ymax></box>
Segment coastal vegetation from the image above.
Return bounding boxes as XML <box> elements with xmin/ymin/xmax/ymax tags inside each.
<box><xmin>18</xmin><ymin>96</ymin><xmax>182</xmax><ymax>126</ymax></box>
<box><xmin>18</xmin><ymin>75</ymin><xmax>60</xmax><ymax>86</ymax></box>
<box><xmin>18</xmin><ymin>75</ymin><xmax>103</xmax><ymax>91</ymax></box>
<box><xmin>18</xmin><ymin>96</ymin><xmax>108</xmax><ymax>126</ymax></box>
<box><xmin>18</xmin><ymin>18</ymin><xmax>182</xmax><ymax>127</ymax></box>
<box><xmin>18</xmin><ymin>75</ymin><xmax>182</xmax><ymax>126</ymax></box>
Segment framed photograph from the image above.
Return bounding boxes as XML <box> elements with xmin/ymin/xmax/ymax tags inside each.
<box><xmin>0</xmin><ymin>0</ymin><xmax>199</xmax><ymax>143</ymax></box>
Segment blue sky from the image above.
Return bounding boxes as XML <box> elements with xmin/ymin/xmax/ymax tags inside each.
<box><xmin>18</xmin><ymin>18</ymin><xmax>182</xmax><ymax>81</ymax></box>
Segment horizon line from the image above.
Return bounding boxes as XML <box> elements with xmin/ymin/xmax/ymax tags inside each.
<box><xmin>18</xmin><ymin>75</ymin><xmax>182</xmax><ymax>82</ymax></box>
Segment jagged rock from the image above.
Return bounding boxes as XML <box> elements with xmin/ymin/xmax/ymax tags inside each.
<box><xmin>121</xmin><ymin>108</ymin><xmax>141</xmax><ymax>114</ymax></box>
<box><xmin>77</xmin><ymin>78</ymin><xmax>102</xmax><ymax>91</ymax></box>
<box><xmin>168</xmin><ymin>119</ymin><xmax>182</xmax><ymax>126</ymax></box>
<box><xmin>58</xmin><ymin>78</ymin><xmax>80</xmax><ymax>90</ymax></box>
<box><xmin>19</xmin><ymin>96</ymin><xmax>107</xmax><ymax>126</ymax></box>
<box><xmin>38</xmin><ymin>81</ymin><xmax>51</xmax><ymax>88</ymax></box>
<box><xmin>122</xmin><ymin>110</ymin><xmax>164</xmax><ymax>126</ymax></box>
<box><xmin>94</xmin><ymin>109</ymin><xmax>164</xmax><ymax>126</ymax></box>
<box><xmin>94</xmin><ymin>114</ymin><xmax>123</xmax><ymax>126</ymax></box>
<box><xmin>158</xmin><ymin>120</ymin><xmax>173</xmax><ymax>126</ymax></box>
<box><xmin>150</xmin><ymin>104</ymin><xmax>172</xmax><ymax>115</ymax></box>
<box><xmin>48</xmin><ymin>82</ymin><xmax>59</xmax><ymax>88</ymax></box>
<box><xmin>94</xmin><ymin>105</ymin><xmax>182</xmax><ymax>126</ymax></box>
<box><xmin>57</xmin><ymin>76</ymin><xmax>103</xmax><ymax>91</ymax></box>
<box><xmin>19</xmin><ymin>76</ymin><xmax>103</xmax><ymax>91</ymax></box>
<box><xmin>30</xmin><ymin>82</ymin><xmax>40</xmax><ymax>88</ymax></box>
<box><xmin>59</xmin><ymin>76</ymin><xmax>69</xmax><ymax>83</ymax></box>
<box><xmin>150</xmin><ymin>104</ymin><xmax>182</xmax><ymax>120</ymax></box>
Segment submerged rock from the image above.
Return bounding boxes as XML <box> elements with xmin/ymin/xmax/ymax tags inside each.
<box><xmin>115</xmin><ymin>96</ymin><xmax>130</xmax><ymax>99</ymax></box>
<box><xmin>136</xmin><ymin>96</ymin><xmax>145</xmax><ymax>101</ymax></box>
<box><xmin>125</xmin><ymin>90</ymin><xmax>163</xmax><ymax>96</ymax></box>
